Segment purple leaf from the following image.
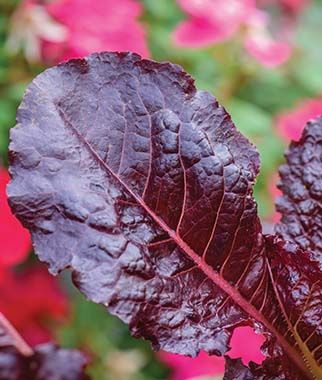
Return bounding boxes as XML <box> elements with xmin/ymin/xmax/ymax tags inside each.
<box><xmin>224</xmin><ymin>355</ymin><xmax>304</xmax><ymax>380</ymax></box>
<box><xmin>275</xmin><ymin>118</ymin><xmax>322</xmax><ymax>265</ymax></box>
<box><xmin>228</xmin><ymin>235</ymin><xmax>322</xmax><ymax>380</ymax></box>
<box><xmin>266</xmin><ymin>236</ymin><xmax>322</xmax><ymax>380</ymax></box>
<box><xmin>224</xmin><ymin>357</ymin><xmax>254</xmax><ymax>380</ymax></box>
<box><xmin>0</xmin><ymin>314</ymin><xmax>90</xmax><ymax>380</ymax></box>
<box><xmin>28</xmin><ymin>344</ymin><xmax>91</xmax><ymax>380</ymax></box>
<box><xmin>7</xmin><ymin>52</ymin><xmax>312</xmax><ymax>378</ymax></box>
<box><xmin>224</xmin><ymin>121</ymin><xmax>322</xmax><ymax>380</ymax></box>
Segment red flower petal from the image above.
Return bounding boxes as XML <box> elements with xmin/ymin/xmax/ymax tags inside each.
<box><xmin>0</xmin><ymin>265</ymin><xmax>68</xmax><ymax>346</ymax></box>
<box><xmin>177</xmin><ymin>0</ymin><xmax>255</xmax><ymax>22</ymax></box>
<box><xmin>0</xmin><ymin>168</ymin><xmax>31</xmax><ymax>268</ymax></box>
<box><xmin>275</xmin><ymin>99</ymin><xmax>322</xmax><ymax>141</ymax></box>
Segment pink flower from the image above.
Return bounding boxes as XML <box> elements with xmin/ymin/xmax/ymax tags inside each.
<box><xmin>160</xmin><ymin>326</ymin><xmax>265</xmax><ymax>380</ymax></box>
<box><xmin>244</xmin><ymin>10</ymin><xmax>291</xmax><ymax>67</ymax></box>
<box><xmin>174</xmin><ymin>0</ymin><xmax>255</xmax><ymax>46</ymax></box>
<box><xmin>0</xmin><ymin>168</ymin><xmax>31</xmax><ymax>269</ymax></box>
<box><xmin>6</xmin><ymin>0</ymin><xmax>67</xmax><ymax>63</ymax></box>
<box><xmin>7</xmin><ymin>0</ymin><xmax>148</xmax><ymax>63</ymax></box>
<box><xmin>244</xmin><ymin>35</ymin><xmax>291</xmax><ymax>67</ymax></box>
<box><xmin>275</xmin><ymin>98</ymin><xmax>322</xmax><ymax>141</ymax></box>
<box><xmin>173</xmin><ymin>0</ymin><xmax>292</xmax><ymax>67</ymax></box>
<box><xmin>43</xmin><ymin>0</ymin><xmax>149</xmax><ymax>63</ymax></box>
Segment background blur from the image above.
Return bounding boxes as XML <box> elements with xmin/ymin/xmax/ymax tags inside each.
<box><xmin>1</xmin><ymin>1</ymin><xmax>322</xmax><ymax>379</ymax></box>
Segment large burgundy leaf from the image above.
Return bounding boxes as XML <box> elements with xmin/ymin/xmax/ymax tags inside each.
<box><xmin>8</xmin><ymin>52</ymin><xmax>308</xmax><ymax>376</ymax></box>
<box><xmin>0</xmin><ymin>313</ymin><xmax>90</xmax><ymax>380</ymax></box>
<box><xmin>275</xmin><ymin>118</ymin><xmax>322</xmax><ymax>265</ymax></box>
<box><xmin>266</xmin><ymin>236</ymin><xmax>322</xmax><ymax>380</ymax></box>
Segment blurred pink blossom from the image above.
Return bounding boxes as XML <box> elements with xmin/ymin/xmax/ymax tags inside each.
<box><xmin>244</xmin><ymin>35</ymin><xmax>291</xmax><ymax>68</ymax></box>
<box><xmin>7</xmin><ymin>0</ymin><xmax>148</xmax><ymax>63</ymax></box>
<box><xmin>43</xmin><ymin>0</ymin><xmax>149</xmax><ymax>63</ymax></box>
<box><xmin>243</xmin><ymin>10</ymin><xmax>291</xmax><ymax>68</ymax></box>
<box><xmin>0</xmin><ymin>168</ymin><xmax>31</xmax><ymax>270</ymax></box>
<box><xmin>160</xmin><ymin>326</ymin><xmax>265</xmax><ymax>380</ymax></box>
<box><xmin>174</xmin><ymin>0</ymin><xmax>255</xmax><ymax>46</ymax></box>
<box><xmin>173</xmin><ymin>0</ymin><xmax>292</xmax><ymax>67</ymax></box>
<box><xmin>6</xmin><ymin>0</ymin><xmax>67</xmax><ymax>62</ymax></box>
<box><xmin>275</xmin><ymin>98</ymin><xmax>322</xmax><ymax>141</ymax></box>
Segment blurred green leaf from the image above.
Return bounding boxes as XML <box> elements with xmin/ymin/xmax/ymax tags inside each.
<box><xmin>140</xmin><ymin>0</ymin><xmax>182</xmax><ymax>22</ymax></box>
<box><xmin>291</xmin><ymin>2</ymin><xmax>322</xmax><ymax>94</ymax></box>
<box><xmin>0</xmin><ymin>98</ymin><xmax>15</xmax><ymax>161</ymax></box>
<box><xmin>237</xmin><ymin>68</ymin><xmax>311</xmax><ymax>113</ymax></box>
<box><xmin>227</xmin><ymin>98</ymin><xmax>272</xmax><ymax>135</ymax></box>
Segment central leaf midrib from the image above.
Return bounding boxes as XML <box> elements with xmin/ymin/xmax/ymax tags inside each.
<box><xmin>57</xmin><ymin>106</ymin><xmax>308</xmax><ymax>377</ymax></box>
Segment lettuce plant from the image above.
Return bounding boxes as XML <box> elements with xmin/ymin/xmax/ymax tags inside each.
<box><xmin>7</xmin><ymin>52</ymin><xmax>321</xmax><ymax>379</ymax></box>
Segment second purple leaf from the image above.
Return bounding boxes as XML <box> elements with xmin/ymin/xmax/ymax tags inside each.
<box><xmin>275</xmin><ymin>118</ymin><xmax>322</xmax><ymax>265</ymax></box>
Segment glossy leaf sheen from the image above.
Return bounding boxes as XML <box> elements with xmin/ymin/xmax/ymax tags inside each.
<box><xmin>7</xmin><ymin>52</ymin><xmax>314</xmax><ymax>377</ymax></box>
<box><xmin>275</xmin><ymin>118</ymin><xmax>322</xmax><ymax>265</ymax></box>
